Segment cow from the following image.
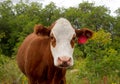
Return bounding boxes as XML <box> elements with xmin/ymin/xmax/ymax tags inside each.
<box><xmin>16</xmin><ymin>18</ymin><xmax>93</xmax><ymax>84</ymax></box>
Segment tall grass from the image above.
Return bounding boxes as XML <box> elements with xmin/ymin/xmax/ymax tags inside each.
<box><xmin>0</xmin><ymin>55</ymin><xmax>27</xmax><ymax>84</ymax></box>
<box><xmin>0</xmin><ymin>55</ymin><xmax>120</xmax><ymax>84</ymax></box>
<box><xmin>66</xmin><ymin>70</ymin><xmax>120</xmax><ymax>84</ymax></box>
<box><xmin>66</xmin><ymin>59</ymin><xmax>120</xmax><ymax>84</ymax></box>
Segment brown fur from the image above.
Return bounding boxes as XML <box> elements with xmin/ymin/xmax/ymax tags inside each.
<box><xmin>17</xmin><ymin>32</ymin><xmax>66</xmax><ymax>84</ymax></box>
<box><xmin>17</xmin><ymin>22</ymin><xmax>93</xmax><ymax>84</ymax></box>
<box><xmin>75</xmin><ymin>28</ymin><xmax>93</xmax><ymax>38</ymax></box>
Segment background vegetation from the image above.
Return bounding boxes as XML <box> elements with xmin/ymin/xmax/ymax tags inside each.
<box><xmin>0</xmin><ymin>0</ymin><xmax>120</xmax><ymax>84</ymax></box>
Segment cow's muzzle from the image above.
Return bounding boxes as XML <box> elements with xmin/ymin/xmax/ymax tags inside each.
<box><xmin>57</xmin><ymin>56</ymin><xmax>72</xmax><ymax>68</ymax></box>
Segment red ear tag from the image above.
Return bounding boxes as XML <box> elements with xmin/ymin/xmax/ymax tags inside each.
<box><xmin>78</xmin><ymin>35</ymin><xmax>87</xmax><ymax>44</ymax></box>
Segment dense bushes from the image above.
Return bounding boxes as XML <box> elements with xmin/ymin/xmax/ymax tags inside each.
<box><xmin>73</xmin><ymin>29</ymin><xmax>120</xmax><ymax>83</ymax></box>
<box><xmin>0</xmin><ymin>0</ymin><xmax>120</xmax><ymax>83</ymax></box>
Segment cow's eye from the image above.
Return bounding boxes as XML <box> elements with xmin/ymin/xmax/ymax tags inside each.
<box><xmin>72</xmin><ymin>34</ymin><xmax>76</xmax><ymax>41</ymax></box>
<box><xmin>72</xmin><ymin>37</ymin><xmax>76</xmax><ymax>41</ymax></box>
<box><xmin>70</xmin><ymin>34</ymin><xmax>76</xmax><ymax>48</ymax></box>
<box><xmin>50</xmin><ymin>34</ymin><xmax>56</xmax><ymax>47</ymax></box>
<box><xmin>50</xmin><ymin>34</ymin><xmax>55</xmax><ymax>41</ymax></box>
<box><xmin>50</xmin><ymin>35</ymin><xmax>54</xmax><ymax>40</ymax></box>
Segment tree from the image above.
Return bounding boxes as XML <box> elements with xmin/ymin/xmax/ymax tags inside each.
<box><xmin>40</xmin><ymin>2</ymin><xmax>61</xmax><ymax>26</ymax></box>
<box><xmin>0</xmin><ymin>0</ymin><xmax>15</xmax><ymax>56</ymax></box>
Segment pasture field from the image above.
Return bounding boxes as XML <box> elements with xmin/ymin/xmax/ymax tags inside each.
<box><xmin>0</xmin><ymin>55</ymin><xmax>120</xmax><ymax>84</ymax></box>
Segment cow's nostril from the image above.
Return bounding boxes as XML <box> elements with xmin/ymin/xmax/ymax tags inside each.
<box><xmin>57</xmin><ymin>56</ymin><xmax>72</xmax><ymax>67</ymax></box>
<box><xmin>58</xmin><ymin>57</ymin><xmax>62</xmax><ymax>61</ymax></box>
<box><xmin>62</xmin><ymin>61</ymin><xmax>67</xmax><ymax>65</ymax></box>
<box><xmin>68</xmin><ymin>58</ymin><xmax>71</xmax><ymax>62</ymax></box>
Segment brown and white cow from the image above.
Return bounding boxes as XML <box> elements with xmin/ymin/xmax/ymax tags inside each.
<box><xmin>16</xmin><ymin>18</ymin><xmax>93</xmax><ymax>84</ymax></box>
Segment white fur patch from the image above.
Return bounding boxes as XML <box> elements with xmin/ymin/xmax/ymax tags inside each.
<box><xmin>50</xmin><ymin>18</ymin><xmax>75</xmax><ymax>66</ymax></box>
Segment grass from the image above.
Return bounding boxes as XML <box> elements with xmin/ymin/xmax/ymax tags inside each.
<box><xmin>0</xmin><ymin>55</ymin><xmax>120</xmax><ymax>84</ymax></box>
<box><xmin>66</xmin><ymin>69</ymin><xmax>120</xmax><ymax>84</ymax></box>
<box><xmin>0</xmin><ymin>56</ymin><xmax>22</xmax><ymax>83</ymax></box>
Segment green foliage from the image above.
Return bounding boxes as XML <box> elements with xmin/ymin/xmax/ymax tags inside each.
<box><xmin>0</xmin><ymin>53</ymin><xmax>28</xmax><ymax>83</ymax></box>
<box><xmin>0</xmin><ymin>54</ymin><xmax>17</xmax><ymax>83</ymax></box>
<box><xmin>0</xmin><ymin>0</ymin><xmax>117</xmax><ymax>56</ymax></box>
<box><xmin>74</xmin><ymin>29</ymin><xmax>120</xmax><ymax>83</ymax></box>
<box><xmin>0</xmin><ymin>0</ymin><xmax>120</xmax><ymax>83</ymax></box>
<box><xmin>91</xmin><ymin>29</ymin><xmax>111</xmax><ymax>45</ymax></box>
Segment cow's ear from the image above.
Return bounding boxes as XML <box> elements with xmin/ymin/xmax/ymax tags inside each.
<box><xmin>34</xmin><ymin>24</ymin><xmax>50</xmax><ymax>36</ymax></box>
<box><xmin>75</xmin><ymin>28</ymin><xmax>93</xmax><ymax>44</ymax></box>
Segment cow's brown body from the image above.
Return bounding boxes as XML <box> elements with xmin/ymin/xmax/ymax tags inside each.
<box><xmin>17</xmin><ymin>33</ymin><xmax>66</xmax><ymax>84</ymax></box>
<box><xmin>17</xmin><ymin>18</ymin><xmax>93</xmax><ymax>84</ymax></box>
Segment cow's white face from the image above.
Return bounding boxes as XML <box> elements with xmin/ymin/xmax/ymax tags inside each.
<box><xmin>34</xmin><ymin>18</ymin><xmax>93</xmax><ymax>68</ymax></box>
<box><xmin>50</xmin><ymin>18</ymin><xmax>76</xmax><ymax>68</ymax></box>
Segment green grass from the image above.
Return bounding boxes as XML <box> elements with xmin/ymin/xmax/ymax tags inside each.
<box><xmin>0</xmin><ymin>55</ymin><xmax>120</xmax><ymax>84</ymax></box>
<box><xmin>66</xmin><ymin>70</ymin><xmax>120</xmax><ymax>84</ymax></box>
<box><xmin>0</xmin><ymin>56</ymin><xmax>22</xmax><ymax>83</ymax></box>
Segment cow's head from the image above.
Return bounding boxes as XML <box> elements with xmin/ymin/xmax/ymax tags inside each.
<box><xmin>34</xmin><ymin>18</ymin><xmax>93</xmax><ymax>68</ymax></box>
